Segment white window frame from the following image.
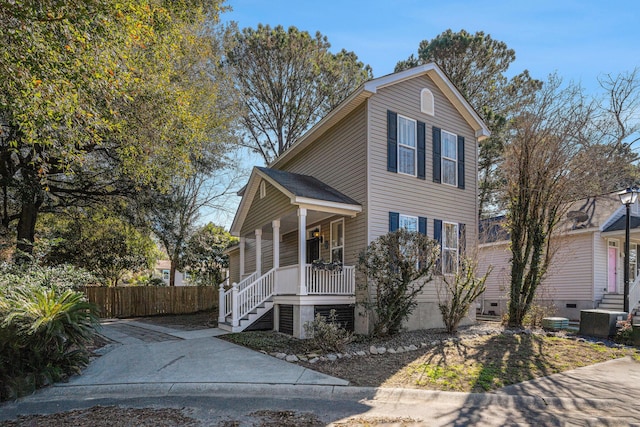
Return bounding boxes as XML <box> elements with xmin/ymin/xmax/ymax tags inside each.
<box><xmin>162</xmin><ymin>269</ymin><xmax>170</xmax><ymax>281</ymax></box>
<box><xmin>330</xmin><ymin>218</ymin><xmax>344</xmax><ymax>264</ymax></box>
<box><xmin>399</xmin><ymin>214</ymin><xmax>418</xmax><ymax>232</ymax></box>
<box><xmin>421</xmin><ymin>88</ymin><xmax>434</xmax><ymax>116</ymax></box>
<box><xmin>442</xmin><ymin>221</ymin><xmax>459</xmax><ymax>274</ymax></box>
<box><xmin>397</xmin><ymin>115</ymin><xmax>417</xmax><ymax>176</ymax></box>
<box><xmin>441</xmin><ymin>130</ymin><xmax>458</xmax><ymax>187</ymax></box>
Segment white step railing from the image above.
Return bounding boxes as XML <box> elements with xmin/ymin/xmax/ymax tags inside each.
<box><xmin>306</xmin><ymin>264</ymin><xmax>355</xmax><ymax>295</ymax></box>
<box><xmin>219</xmin><ymin>271</ymin><xmax>258</xmax><ymax>323</ymax></box>
<box><xmin>629</xmin><ymin>275</ymin><xmax>640</xmax><ymax>313</ymax></box>
<box><xmin>233</xmin><ymin>268</ymin><xmax>275</xmax><ymax>327</ymax></box>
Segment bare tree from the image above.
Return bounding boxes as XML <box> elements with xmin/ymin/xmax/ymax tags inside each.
<box><xmin>505</xmin><ymin>71</ymin><xmax>640</xmax><ymax>326</ymax></box>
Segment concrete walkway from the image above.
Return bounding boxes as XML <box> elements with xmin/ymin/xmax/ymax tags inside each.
<box><xmin>68</xmin><ymin>319</ymin><xmax>348</xmax><ymax>387</ymax></box>
<box><xmin>2</xmin><ymin>320</ymin><xmax>640</xmax><ymax>425</ymax></box>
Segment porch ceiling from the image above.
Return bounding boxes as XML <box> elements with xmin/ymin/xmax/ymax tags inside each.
<box><xmin>257</xmin><ymin>209</ymin><xmax>340</xmax><ymax>239</ymax></box>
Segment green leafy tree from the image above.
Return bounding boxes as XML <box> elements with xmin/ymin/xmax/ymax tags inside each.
<box><xmin>396</xmin><ymin>29</ymin><xmax>542</xmax><ymax>218</ymax></box>
<box><xmin>225</xmin><ymin>24</ymin><xmax>372</xmax><ymax>163</ymax></box>
<box><xmin>0</xmin><ymin>0</ymin><xmax>231</xmax><ymax>257</ymax></box>
<box><xmin>41</xmin><ymin>209</ymin><xmax>159</xmax><ymax>286</ymax></box>
<box><xmin>181</xmin><ymin>223</ymin><xmax>237</xmax><ymax>286</ymax></box>
<box><xmin>358</xmin><ymin>229</ymin><xmax>440</xmax><ymax>337</ymax></box>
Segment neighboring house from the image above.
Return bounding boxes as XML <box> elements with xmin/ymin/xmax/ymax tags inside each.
<box><xmin>220</xmin><ymin>63</ymin><xmax>490</xmax><ymax>337</ymax></box>
<box><xmin>153</xmin><ymin>260</ymin><xmax>190</xmax><ymax>286</ymax></box>
<box><xmin>478</xmin><ymin>193</ymin><xmax>640</xmax><ymax>320</ymax></box>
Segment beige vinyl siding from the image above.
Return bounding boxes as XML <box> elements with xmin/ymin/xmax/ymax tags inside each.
<box><xmin>367</xmin><ymin>74</ymin><xmax>477</xmax><ymax>249</ymax></box>
<box><xmin>278</xmin><ymin>105</ymin><xmax>367</xmax><ymax>267</ymax></box>
<box><xmin>367</xmin><ymin>75</ymin><xmax>477</xmax><ymax>303</ymax></box>
<box><xmin>229</xmin><ymin>250</ymin><xmax>240</xmax><ymax>283</ymax></box>
<box><xmin>280</xmin><ymin>231</ymin><xmax>298</xmax><ymax>267</ymax></box>
<box><xmin>244</xmin><ymin>239</ymin><xmax>256</xmax><ymax>274</ymax></box>
<box><xmin>241</xmin><ymin>180</ymin><xmax>295</xmax><ymax>236</ymax></box>
<box><xmin>593</xmin><ymin>232</ymin><xmax>607</xmax><ymax>302</ymax></box>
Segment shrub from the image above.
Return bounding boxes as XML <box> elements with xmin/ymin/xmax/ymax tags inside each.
<box><xmin>0</xmin><ymin>267</ymin><xmax>100</xmax><ymax>400</ymax></box>
<box><xmin>358</xmin><ymin>229</ymin><xmax>439</xmax><ymax>337</ymax></box>
<box><xmin>438</xmin><ymin>258</ymin><xmax>491</xmax><ymax>334</ymax></box>
<box><xmin>303</xmin><ymin>310</ymin><xmax>352</xmax><ymax>353</ymax></box>
<box><xmin>614</xmin><ymin>314</ymin><xmax>633</xmax><ymax>345</ymax></box>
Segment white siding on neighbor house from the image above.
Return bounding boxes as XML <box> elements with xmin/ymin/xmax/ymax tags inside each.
<box><xmin>367</xmin><ymin>74</ymin><xmax>478</xmax><ymax>303</ymax></box>
<box><xmin>478</xmin><ymin>242</ymin><xmax>511</xmax><ymax>300</ymax></box>
<box><xmin>479</xmin><ymin>231</ymin><xmax>598</xmax><ymax>305</ymax></box>
<box><xmin>539</xmin><ymin>231</ymin><xmax>594</xmax><ymax>301</ymax></box>
<box><xmin>593</xmin><ymin>231</ymin><xmax>608</xmax><ymax>303</ymax></box>
<box><xmin>278</xmin><ymin>104</ymin><xmax>368</xmax><ymax>268</ymax></box>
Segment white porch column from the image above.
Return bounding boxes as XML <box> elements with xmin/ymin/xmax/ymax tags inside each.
<box><xmin>298</xmin><ymin>208</ymin><xmax>308</xmax><ymax>295</ymax></box>
<box><xmin>272</xmin><ymin>219</ymin><xmax>280</xmax><ymax>269</ymax></box>
<box><xmin>255</xmin><ymin>229</ymin><xmax>262</xmax><ymax>276</ymax></box>
<box><xmin>239</xmin><ymin>237</ymin><xmax>245</xmax><ymax>277</ymax></box>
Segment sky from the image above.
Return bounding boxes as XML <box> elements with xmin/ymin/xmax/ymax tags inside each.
<box><xmin>207</xmin><ymin>0</ymin><xmax>640</xmax><ymax>228</ymax></box>
<box><xmin>222</xmin><ymin>0</ymin><xmax>639</xmax><ymax>94</ymax></box>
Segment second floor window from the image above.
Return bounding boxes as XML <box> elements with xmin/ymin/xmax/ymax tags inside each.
<box><xmin>398</xmin><ymin>115</ymin><xmax>416</xmax><ymax>175</ymax></box>
<box><xmin>441</xmin><ymin>130</ymin><xmax>458</xmax><ymax>186</ymax></box>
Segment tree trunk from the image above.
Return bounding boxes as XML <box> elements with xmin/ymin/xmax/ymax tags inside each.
<box><xmin>170</xmin><ymin>259</ymin><xmax>177</xmax><ymax>286</ymax></box>
<box><xmin>15</xmin><ymin>196</ymin><xmax>41</xmax><ymax>260</ymax></box>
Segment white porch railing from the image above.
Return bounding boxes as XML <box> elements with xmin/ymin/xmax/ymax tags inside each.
<box><xmin>630</xmin><ymin>274</ymin><xmax>640</xmax><ymax>313</ymax></box>
<box><xmin>306</xmin><ymin>264</ymin><xmax>355</xmax><ymax>295</ymax></box>
<box><xmin>233</xmin><ymin>268</ymin><xmax>275</xmax><ymax>327</ymax></box>
<box><xmin>274</xmin><ymin>265</ymin><xmax>299</xmax><ymax>295</ymax></box>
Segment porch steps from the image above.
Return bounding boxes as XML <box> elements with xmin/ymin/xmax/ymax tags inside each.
<box><xmin>598</xmin><ymin>293</ymin><xmax>624</xmax><ymax>311</ymax></box>
<box><xmin>218</xmin><ymin>300</ymin><xmax>274</xmax><ymax>333</ymax></box>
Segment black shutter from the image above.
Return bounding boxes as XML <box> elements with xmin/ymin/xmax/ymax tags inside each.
<box><xmin>417</xmin><ymin>121</ymin><xmax>426</xmax><ymax>180</ymax></box>
<box><xmin>432</xmin><ymin>127</ymin><xmax>441</xmax><ymax>183</ymax></box>
<box><xmin>389</xmin><ymin>212</ymin><xmax>399</xmax><ymax>232</ymax></box>
<box><xmin>387</xmin><ymin>111</ymin><xmax>398</xmax><ymax>173</ymax></box>
<box><xmin>418</xmin><ymin>217</ymin><xmax>427</xmax><ymax>235</ymax></box>
<box><xmin>457</xmin><ymin>135</ymin><xmax>465</xmax><ymax>189</ymax></box>
<box><xmin>434</xmin><ymin>219</ymin><xmax>442</xmax><ymax>273</ymax></box>
<box><xmin>459</xmin><ymin>223</ymin><xmax>466</xmax><ymax>257</ymax></box>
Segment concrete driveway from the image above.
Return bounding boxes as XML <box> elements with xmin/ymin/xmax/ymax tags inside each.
<box><xmin>66</xmin><ymin>318</ymin><xmax>348</xmax><ymax>388</ymax></box>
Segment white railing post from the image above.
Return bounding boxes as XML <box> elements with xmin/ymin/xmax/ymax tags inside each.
<box><xmin>218</xmin><ymin>281</ymin><xmax>226</xmax><ymax>323</ymax></box>
<box><xmin>231</xmin><ymin>282</ymin><xmax>239</xmax><ymax>327</ymax></box>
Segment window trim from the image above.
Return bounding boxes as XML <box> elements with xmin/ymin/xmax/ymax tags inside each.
<box><xmin>397</xmin><ymin>114</ymin><xmax>417</xmax><ymax>176</ymax></box>
<box><xmin>162</xmin><ymin>269</ymin><xmax>170</xmax><ymax>281</ymax></box>
<box><xmin>442</xmin><ymin>221</ymin><xmax>459</xmax><ymax>274</ymax></box>
<box><xmin>441</xmin><ymin>129</ymin><xmax>458</xmax><ymax>187</ymax></box>
<box><xmin>421</xmin><ymin>88</ymin><xmax>434</xmax><ymax>116</ymax></box>
<box><xmin>330</xmin><ymin>218</ymin><xmax>345</xmax><ymax>264</ymax></box>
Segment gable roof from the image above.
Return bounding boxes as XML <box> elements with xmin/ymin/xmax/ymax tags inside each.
<box><xmin>230</xmin><ymin>167</ymin><xmax>362</xmax><ymax>236</ymax></box>
<box><xmin>256</xmin><ymin>167</ymin><xmax>359</xmax><ymax>205</ymax></box>
<box><xmin>271</xmin><ymin>63</ymin><xmax>490</xmax><ymax>168</ymax></box>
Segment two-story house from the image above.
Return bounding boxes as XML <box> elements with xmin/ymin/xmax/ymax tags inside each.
<box><xmin>218</xmin><ymin>63</ymin><xmax>490</xmax><ymax>337</ymax></box>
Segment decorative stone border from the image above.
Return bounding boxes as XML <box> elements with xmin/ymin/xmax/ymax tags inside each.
<box><xmin>264</xmin><ymin>328</ymin><xmax>636</xmax><ymax>364</ymax></box>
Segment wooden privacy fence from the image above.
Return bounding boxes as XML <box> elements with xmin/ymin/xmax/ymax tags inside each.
<box><xmin>82</xmin><ymin>286</ymin><xmax>218</xmax><ymax>318</ymax></box>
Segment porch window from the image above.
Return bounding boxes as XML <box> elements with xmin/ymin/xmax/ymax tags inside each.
<box><xmin>442</xmin><ymin>222</ymin><xmax>458</xmax><ymax>274</ymax></box>
<box><xmin>330</xmin><ymin>219</ymin><xmax>344</xmax><ymax>263</ymax></box>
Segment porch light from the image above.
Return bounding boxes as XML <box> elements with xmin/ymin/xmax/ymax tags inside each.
<box><xmin>312</xmin><ymin>228</ymin><xmax>321</xmax><ymax>239</ymax></box>
<box><xmin>619</xmin><ymin>186</ymin><xmax>640</xmax><ymax>313</ymax></box>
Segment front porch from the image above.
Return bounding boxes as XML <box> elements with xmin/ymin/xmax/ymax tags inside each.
<box><xmin>217</xmin><ymin>263</ymin><xmax>355</xmax><ymax>334</ymax></box>
<box><xmin>221</xmin><ymin>167</ymin><xmax>363</xmax><ymax>336</ymax></box>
